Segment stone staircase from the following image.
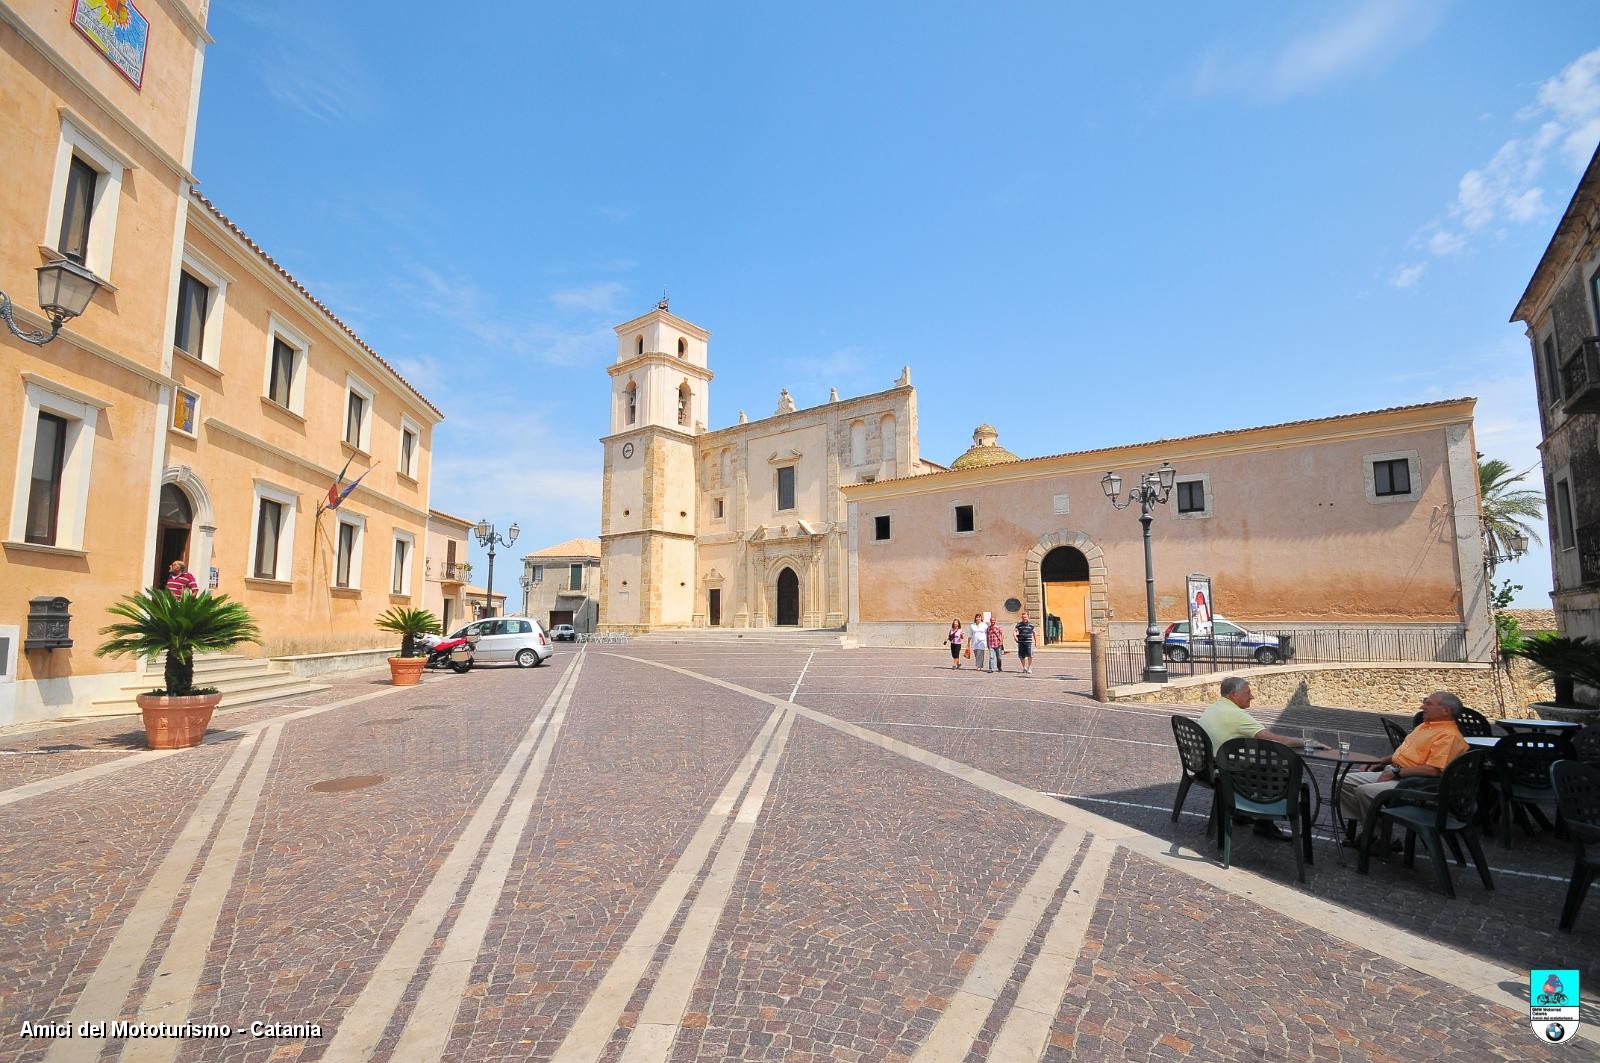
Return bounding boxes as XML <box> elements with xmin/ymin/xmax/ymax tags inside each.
<box><xmin>69</xmin><ymin>654</ymin><xmax>331</xmax><ymax>719</ymax></box>
<box><xmin>625</xmin><ymin>627</ymin><xmax>853</xmax><ymax>649</ymax></box>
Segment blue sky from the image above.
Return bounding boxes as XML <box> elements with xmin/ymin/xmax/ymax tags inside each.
<box><xmin>190</xmin><ymin>2</ymin><xmax>1599</xmax><ymax>607</ymax></box>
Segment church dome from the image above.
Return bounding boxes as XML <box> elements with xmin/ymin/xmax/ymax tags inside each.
<box><xmin>951</xmin><ymin>424</ymin><xmax>1021</xmax><ymax>470</ymax></box>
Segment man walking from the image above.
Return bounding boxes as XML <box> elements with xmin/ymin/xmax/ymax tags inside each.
<box><xmin>165</xmin><ymin>559</ymin><xmax>200</xmax><ymax>596</ymax></box>
<box><xmin>969</xmin><ymin>614</ymin><xmax>988</xmax><ymax>672</ymax></box>
<box><xmin>986</xmin><ymin>614</ymin><xmax>1005</xmax><ymax>672</ymax></box>
<box><xmin>1014</xmin><ymin>612</ymin><xmax>1037</xmax><ymax>674</ymax></box>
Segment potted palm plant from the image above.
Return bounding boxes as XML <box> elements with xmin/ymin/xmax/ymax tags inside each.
<box><xmin>95</xmin><ymin>590</ymin><xmax>262</xmax><ymax>749</ymax></box>
<box><xmin>1514</xmin><ymin>633</ymin><xmax>1600</xmax><ymax>722</ymax></box>
<box><xmin>375</xmin><ymin>606</ymin><xmax>440</xmax><ymax>686</ymax></box>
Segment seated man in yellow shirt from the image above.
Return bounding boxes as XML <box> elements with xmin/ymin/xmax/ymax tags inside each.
<box><xmin>1198</xmin><ymin>677</ymin><xmax>1303</xmax><ymax>839</ymax></box>
<box><xmin>1338</xmin><ymin>691</ymin><xmax>1470</xmax><ymax>843</ymax></box>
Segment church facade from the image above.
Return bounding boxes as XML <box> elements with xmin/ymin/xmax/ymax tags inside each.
<box><xmin>597</xmin><ymin>306</ymin><xmax>932</xmax><ymax>631</ymax></box>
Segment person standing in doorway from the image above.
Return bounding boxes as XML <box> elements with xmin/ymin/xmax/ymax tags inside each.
<box><xmin>969</xmin><ymin>614</ymin><xmax>988</xmax><ymax>672</ymax></box>
<box><xmin>986</xmin><ymin>614</ymin><xmax>1005</xmax><ymax>672</ymax></box>
<box><xmin>1014</xmin><ymin>612</ymin><xmax>1037</xmax><ymax>674</ymax></box>
<box><xmin>166</xmin><ymin>559</ymin><xmax>200</xmax><ymax>596</ymax></box>
<box><xmin>946</xmin><ymin>620</ymin><xmax>965</xmax><ymax>669</ymax></box>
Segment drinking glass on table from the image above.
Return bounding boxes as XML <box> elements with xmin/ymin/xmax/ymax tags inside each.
<box><xmin>1337</xmin><ymin>732</ymin><xmax>1352</xmax><ymax>758</ymax></box>
<box><xmin>1301</xmin><ymin>728</ymin><xmax>1317</xmax><ymax>752</ymax></box>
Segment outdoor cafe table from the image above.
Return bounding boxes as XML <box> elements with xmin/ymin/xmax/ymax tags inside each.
<box><xmin>1496</xmin><ymin>718</ymin><xmax>1582</xmax><ymax>736</ymax></box>
<box><xmin>1296</xmin><ymin>745</ymin><xmax>1372</xmax><ymax>840</ymax></box>
<box><xmin>1464</xmin><ymin>735</ymin><xmax>1501</xmax><ymax>749</ymax></box>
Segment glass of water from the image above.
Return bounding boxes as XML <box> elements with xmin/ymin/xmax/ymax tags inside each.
<box><xmin>1337</xmin><ymin>732</ymin><xmax>1352</xmax><ymax>758</ymax></box>
<box><xmin>1301</xmin><ymin>728</ymin><xmax>1317</xmax><ymax>752</ymax></box>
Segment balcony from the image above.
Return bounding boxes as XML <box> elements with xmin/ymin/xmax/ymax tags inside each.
<box><xmin>1561</xmin><ymin>337</ymin><xmax>1600</xmax><ymax>414</ymax></box>
<box><xmin>437</xmin><ymin>561</ymin><xmax>470</xmax><ymax>584</ymax></box>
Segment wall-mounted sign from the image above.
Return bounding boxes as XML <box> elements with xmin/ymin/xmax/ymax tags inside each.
<box><xmin>209</xmin><ymin>567</ymin><xmax>219</xmax><ymax>589</ymax></box>
<box><xmin>1186</xmin><ymin>573</ymin><xmax>1213</xmax><ymax>637</ymax></box>
<box><xmin>71</xmin><ymin>0</ymin><xmax>150</xmax><ymax>90</ymax></box>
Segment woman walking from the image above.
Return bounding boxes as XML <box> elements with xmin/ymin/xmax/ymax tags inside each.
<box><xmin>945</xmin><ymin>619</ymin><xmax>965</xmax><ymax>668</ymax></box>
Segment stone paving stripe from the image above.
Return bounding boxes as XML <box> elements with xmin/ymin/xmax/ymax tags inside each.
<box><xmin>0</xmin><ymin>687</ymin><xmax>400</xmax><ymax>809</ymax></box>
<box><xmin>788</xmin><ymin>650</ymin><xmax>815</xmax><ymax>701</ymax></box>
<box><xmin>987</xmin><ymin>835</ymin><xmax>1117</xmax><ymax>1062</ymax></box>
<box><xmin>549</xmin><ymin>704</ymin><xmax>791</xmax><ymax>1063</ymax></box>
<box><xmin>390</xmin><ymin>652</ymin><xmax>588</xmax><ymax>1062</ymax></box>
<box><xmin>321</xmin><ymin>654</ymin><xmax>583</xmax><ymax>1063</ymax></box>
<box><xmin>856</xmin><ymin>720</ymin><xmax>1170</xmax><ymax>747</ymax></box>
<box><xmin>910</xmin><ymin>828</ymin><xmax>1085</xmax><ymax>1062</ymax></box>
<box><xmin>119</xmin><ymin>724</ymin><xmax>286</xmax><ymax>1063</ymax></box>
<box><xmin>622</xmin><ymin>708</ymin><xmax>799</xmax><ymax>1062</ymax></box>
<box><xmin>610</xmin><ymin>654</ymin><xmax>1551</xmax><ymax>1039</ymax></box>
<box><xmin>43</xmin><ymin>733</ymin><xmax>264</xmax><ymax>1063</ymax></box>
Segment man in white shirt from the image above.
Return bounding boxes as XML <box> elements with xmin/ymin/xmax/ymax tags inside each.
<box><xmin>968</xmin><ymin>614</ymin><xmax>989</xmax><ymax>672</ymax></box>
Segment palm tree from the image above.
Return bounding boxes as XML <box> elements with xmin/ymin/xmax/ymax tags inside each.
<box><xmin>96</xmin><ymin>591</ymin><xmax>262</xmax><ymax>696</ymax></box>
<box><xmin>1479</xmin><ymin>458</ymin><xmax>1544</xmax><ymax>568</ymax></box>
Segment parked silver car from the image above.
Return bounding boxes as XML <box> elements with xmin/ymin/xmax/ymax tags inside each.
<box><xmin>447</xmin><ymin>616</ymin><xmax>552</xmax><ymax>667</ymax></box>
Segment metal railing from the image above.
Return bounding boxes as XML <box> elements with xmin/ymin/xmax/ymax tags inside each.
<box><xmin>1105</xmin><ymin>626</ymin><xmax>1469</xmax><ymax>687</ymax></box>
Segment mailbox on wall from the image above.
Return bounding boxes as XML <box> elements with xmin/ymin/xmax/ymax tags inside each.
<box><xmin>25</xmin><ymin>596</ymin><xmax>72</xmax><ymax>650</ymax></box>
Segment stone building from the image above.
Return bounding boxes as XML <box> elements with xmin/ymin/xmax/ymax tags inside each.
<box><xmin>844</xmin><ymin>401</ymin><xmax>1492</xmax><ymax>660</ymax></box>
<box><xmin>1510</xmin><ymin>144</ymin><xmax>1600</xmax><ymax>661</ymax></box>
<box><xmin>597</xmin><ymin>305</ymin><xmax>935</xmax><ymax>631</ymax></box>
<box><xmin>424</xmin><ymin>509</ymin><xmax>474</xmax><ymax>634</ymax></box>
<box><xmin>0</xmin><ymin>1</ymin><xmax>442</xmax><ymax>723</ymax></box>
<box><xmin>522</xmin><ymin>538</ymin><xmax>600</xmax><ymax>633</ymax></box>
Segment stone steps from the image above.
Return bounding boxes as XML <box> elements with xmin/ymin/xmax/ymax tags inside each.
<box><xmin>70</xmin><ymin>655</ymin><xmax>329</xmax><ymax>718</ymax></box>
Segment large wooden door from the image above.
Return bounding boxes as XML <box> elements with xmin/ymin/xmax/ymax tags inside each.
<box><xmin>1041</xmin><ymin>546</ymin><xmax>1090</xmax><ymax>645</ymax></box>
<box><xmin>775</xmin><ymin>569</ymin><xmax>799</xmax><ymax>626</ymax></box>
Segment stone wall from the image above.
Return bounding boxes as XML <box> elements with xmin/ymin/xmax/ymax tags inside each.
<box><xmin>1110</xmin><ymin>659</ymin><xmax>1554</xmax><ymax>717</ymax></box>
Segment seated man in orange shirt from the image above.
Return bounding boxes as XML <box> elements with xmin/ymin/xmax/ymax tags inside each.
<box><xmin>1338</xmin><ymin>690</ymin><xmax>1470</xmax><ymax>843</ymax></box>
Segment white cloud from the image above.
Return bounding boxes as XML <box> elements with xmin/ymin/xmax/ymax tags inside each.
<box><xmin>235</xmin><ymin>9</ymin><xmax>374</xmax><ymax>124</ymax></box>
<box><xmin>1193</xmin><ymin>1</ymin><xmax>1443</xmax><ymax>100</ymax></box>
<box><xmin>551</xmin><ymin>282</ymin><xmax>628</xmax><ymax>315</ymax></box>
<box><xmin>1407</xmin><ymin>47</ymin><xmax>1600</xmax><ymax>280</ymax></box>
<box><xmin>1390</xmin><ymin>262</ymin><xmax>1427</xmax><ymax>289</ymax></box>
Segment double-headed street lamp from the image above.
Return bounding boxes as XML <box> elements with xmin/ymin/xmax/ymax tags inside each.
<box><xmin>1</xmin><ymin>260</ymin><xmax>104</xmax><ymax>346</ymax></box>
<box><xmin>473</xmin><ymin>519</ymin><xmax>518</xmax><ymax>618</ymax></box>
<box><xmin>1101</xmin><ymin>461</ymin><xmax>1177</xmax><ymax>684</ymax></box>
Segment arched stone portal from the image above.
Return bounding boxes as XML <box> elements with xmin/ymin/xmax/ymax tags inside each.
<box><xmin>775</xmin><ymin>567</ymin><xmax>800</xmax><ymax>626</ymax></box>
<box><xmin>1023</xmin><ymin>531</ymin><xmax>1107</xmax><ymax>645</ymax></box>
<box><xmin>159</xmin><ymin>466</ymin><xmax>216</xmax><ymax>592</ymax></box>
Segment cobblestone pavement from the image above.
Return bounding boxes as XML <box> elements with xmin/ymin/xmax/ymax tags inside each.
<box><xmin>0</xmin><ymin>644</ymin><xmax>1592</xmax><ymax>1061</ymax></box>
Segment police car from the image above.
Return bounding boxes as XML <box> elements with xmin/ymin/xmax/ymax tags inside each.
<box><xmin>1162</xmin><ymin>617</ymin><xmax>1294</xmax><ymax>665</ymax></box>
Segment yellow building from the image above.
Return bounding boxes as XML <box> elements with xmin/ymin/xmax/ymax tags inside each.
<box><xmin>1</xmin><ymin>1</ymin><xmax>442</xmax><ymax>723</ymax></box>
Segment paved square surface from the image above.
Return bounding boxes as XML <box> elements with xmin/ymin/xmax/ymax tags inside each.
<box><xmin>0</xmin><ymin>643</ymin><xmax>1592</xmax><ymax>1061</ymax></box>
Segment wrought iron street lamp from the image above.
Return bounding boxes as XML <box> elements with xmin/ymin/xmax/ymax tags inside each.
<box><xmin>1483</xmin><ymin>528</ymin><xmax>1530</xmax><ymax>569</ymax></box>
<box><xmin>0</xmin><ymin>261</ymin><xmax>104</xmax><ymax>346</ymax></box>
<box><xmin>1101</xmin><ymin>461</ymin><xmax>1177</xmax><ymax>684</ymax></box>
<box><xmin>473</xmin><ymin>519</ymin><xmax>519</xmax><ymax>618</ymax></box>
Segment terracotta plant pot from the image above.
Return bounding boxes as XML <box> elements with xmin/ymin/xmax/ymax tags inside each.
<box><xmin>136</xmin><ymin>692</ymin><xmax>224</xmax><ymax>750</ymax></box>
<box><xmin>388</xmin><ymin>656</ymin><xmax>426</xmax><ymax>686</ymax></box>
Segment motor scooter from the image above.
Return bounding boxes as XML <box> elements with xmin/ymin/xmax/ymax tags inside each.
<box><xmin>420</xmin><ymin>633</ymin><xmax>475</xmax><ymax>673</ymax></box>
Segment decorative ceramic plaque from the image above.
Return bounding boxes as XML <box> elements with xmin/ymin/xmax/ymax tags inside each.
<box><xmin>72</xmin><ymin>0</ymin><xmax>150</xmax><ymax>89</ymax></box>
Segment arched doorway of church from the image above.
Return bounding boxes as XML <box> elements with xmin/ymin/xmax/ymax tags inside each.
<box><xmin>775</xmin><ymin>567</ymin><xmax>800</xmax><ymax>627</ymax></box>
<box><xmin>154</xmin><ymin>483</ymin><xmax>194</xmax><ymax>588</ymax></box>
<box><xmin>1041</xmin><ymin>546</ymin><xmax>1090</xmax><ymax>645</ymax></box>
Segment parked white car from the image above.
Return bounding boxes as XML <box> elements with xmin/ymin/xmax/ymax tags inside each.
<box><xmin>447</xmin><ymin>616</ymin><xmax>552</xmax><ymax>667</ymax></box>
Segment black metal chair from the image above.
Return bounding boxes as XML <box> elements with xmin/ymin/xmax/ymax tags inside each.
<box><xmin>1491</xmin><ymin>733</ymin><xmax>1573</xmax><ymax>847</ymax></box>
<box><xmin>1214</xmin><ymin>738</ymin><xmax>1315</xmax><ymax>882</ymax></box>
<box><xmin>1571</xmin><ymin>724</ymin><xmax>1600</xmax><ymax>767</ymax></box>
<box><xmin>1552</xmin><ymin>761</ymin><xmax>1600</xmax><ymax>932</ymax></box>
<box><xmin>1356</xmin><ymin>750</ymin><xmax>1493</xmax><ymax>898</ymax></box>
<box><xmin>1169</xmin><ymin>716</ymin><xmax>1217</xmax><ymax>832</ymax></box>
<box><xmin>1381</xmin><ymin>718</ymin><xmax>1410</xmax><ymax>751</ymax></box>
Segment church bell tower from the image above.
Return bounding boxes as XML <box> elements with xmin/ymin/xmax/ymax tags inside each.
<box><xmin>597</xmin><ymin>302</ymin><xmax>712</xmax><ymax>630</ymax></box>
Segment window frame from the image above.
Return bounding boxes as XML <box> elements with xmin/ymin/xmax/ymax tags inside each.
<box><xmin>391</xmin><ymin>531</ymin><xmax>414</xmax><ymax>596</ymax></box>
<box><xmin>8</xmin><ymin>379</ymin><xmax>105</xmax><ymax>552</ymax></box>
<box><xmin>1363</xmin><ymin>450</ymin><xmax>1419</xmax><ymax>505</ymax></box>
<box><xmin>530</xmin><ymin>564</ymin><xmax>543</xmax><ymax>584</ymax></box>
<box><xmin>24</xmin><ymin>412</ymin><xmax>69</xmax><ymax>546</ymax></box>
<box><xmin>1556</xmin><ymin>477</ymin><xmax>1576</xmax><ymax>551</ymax></box>
<box><xmin>776</xmin><ymin>465</ymin><xmax>797</xmax><ymax>512</ymax></box>
<box><xmin>261</xmin><ymin>315</ymin><xmax>310</xmax><ymax>415</ymax></box>
<box><xmin>247</xmin><ymin>480</ymin><xmax>299</xmax><ymax>582</ymax></box>
<box><xmin>398</xmin><ymin>414</ymin><xmax>421</xmax><ymax>480</ymax></box>
<box><xmin>873</xmin><ymin>513</ymin><xmax>892</xmax><ymax>542</ymax></box>
<box><xmin>43</xmin><ymin>118</ymin><xmax>127</xmax><ymax>280</ymax></box>
<box><xmin>953</xmin><ymin>503</ymin><xmax>975</xmax><ymax>535</ymax></box>
<box><xmin>569</xmin><ymin>562</ymin><xmax>584</xmax><ymax>590</ymax></box>
<box><xmin>343</xmin><ymin>373</ymin><xmax>375</xmax><ymax>452</ymax></box>
<box><xmin>1539</xmin><ymin>328</ymin><xmax>1563</xmax><ymax>409</ymax></box>
<box><xmin>712</xmin><ymin>496</ymin><xmax>725</xmax><ymax>521</ymax></box>
<box><xmin>1373</xmin><ymin>459</ymin><xmax>1411</xmax><ymax>498</ymax></box>
<box><xmin>57</xmin><ymin>155</ymin><xmax>97</xmax><ymax>266</ymax></box>
<box><xmin>624</xmin><ymin>381</ymin><xmax>638</xmax><ymax>426</ymax></box>
<box><xmin>333</xmin><ymin>510</ymin><xmax>366</xmax><ymax>590</ymax></box>
<box><xmin>173</xmin><ymin>249</ymin><xmax>229</xmax><ymax>368</ymax></box>
<box><xmin>1173</xmin><ymin>474</ymin><xmax>1213</xmax><ymax>519</ymax></box>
